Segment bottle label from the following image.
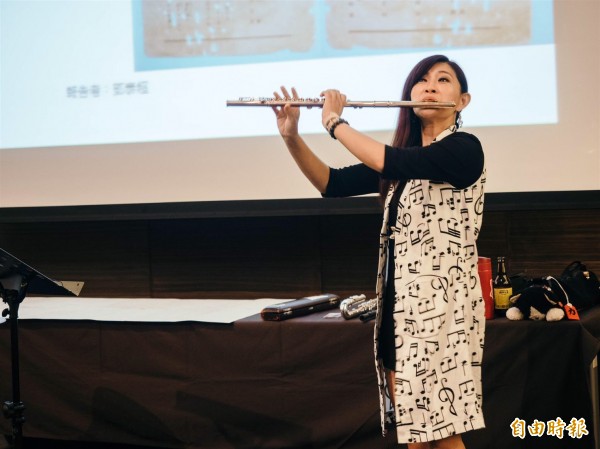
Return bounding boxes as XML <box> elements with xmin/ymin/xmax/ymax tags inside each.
<box><xmin>494</xmin><ymin>288</ymin><xmax>513</xmax><ymax>310</ymax></box>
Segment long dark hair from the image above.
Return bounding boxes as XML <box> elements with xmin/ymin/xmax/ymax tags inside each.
<box><xmin>379</xmin><ymin>55</ymin><xmax>469</xmax><ymax>198</ymax></box>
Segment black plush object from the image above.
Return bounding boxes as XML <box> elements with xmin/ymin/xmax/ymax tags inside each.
<box><xmin>506</xmin><ymin>278</ymin><xmax>566</xmax><ymax>321</ymax></box>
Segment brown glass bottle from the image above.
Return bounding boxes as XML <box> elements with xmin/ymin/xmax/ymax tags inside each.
<box><xmin>493</xmin><ymin>257</ymin><xmax>513</xmax><ymax>316</ymax></box>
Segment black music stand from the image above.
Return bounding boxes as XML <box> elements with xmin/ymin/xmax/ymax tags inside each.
<box><xmin>0</xmin><ymin>248</ymin><xmax>83</xmax><ymax>449</ymax></box>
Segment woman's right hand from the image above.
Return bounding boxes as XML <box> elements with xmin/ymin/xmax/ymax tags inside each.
<box><xmin>272</xmin><ymin>86</ymin><xmax>300</xmax><ymax>139</ymax></box>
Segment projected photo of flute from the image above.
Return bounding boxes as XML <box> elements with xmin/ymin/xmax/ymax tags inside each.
<box><xmin>136</xmin><ymin>0</ymin><xmax>533</xmax><ymax>71</ymax></box>
<box><xmin>226</xmin><ymin>98</ymin><xmax>456</xmax><ymax>108</ymax></box>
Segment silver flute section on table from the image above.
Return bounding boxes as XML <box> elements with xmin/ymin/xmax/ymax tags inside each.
<box><xmin>340</xmin><ymin>294</ymin><xmax>378</xmax><ymax>320</ymax></box>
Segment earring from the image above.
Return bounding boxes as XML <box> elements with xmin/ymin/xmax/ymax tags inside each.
<box><xmin>456</xmin><ymin>111</ymin><xmax>463</xmax><ymax>128</ymax></box>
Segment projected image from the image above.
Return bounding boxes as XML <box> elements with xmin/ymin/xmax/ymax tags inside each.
<box><xmin>141</xmin><ymin>1</ymin><xmax>315</xmax><ymax>58</ymax></box>
<box><xmin>0</xmin><ymin>0</ymin><xmax>557</xmax><ymax>151</ymax></box>
<box><xmin>327</xmin><ymin>1</ymin><xmax>531</xmax><ymax>49</ymax></box>
<box><xmin>135</xmin><ymin>0</ymin><xmax>537</xmax><ymax>71</ymax></box>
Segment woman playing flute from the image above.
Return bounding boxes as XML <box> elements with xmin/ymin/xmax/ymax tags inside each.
<box><xmin>272</xmin><ymin>54</ymin><xmax>486</xmax><ymax>449</ymax></box>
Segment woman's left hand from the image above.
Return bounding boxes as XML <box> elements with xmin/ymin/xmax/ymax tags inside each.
<box><xmin>320</xmin><ymin>89</ymin><xmax>346</xmax><ymax>129</ymax></box>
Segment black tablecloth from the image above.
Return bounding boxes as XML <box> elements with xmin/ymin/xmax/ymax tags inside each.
<box><xmin>1</xmin><ymin>306</ymin><xmax>599</xmax><ymax>449</ymax></box>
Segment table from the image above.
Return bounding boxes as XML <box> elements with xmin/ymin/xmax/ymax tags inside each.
<box><xmin>1</xmin><ymin>305</ymin><xmax>599</xmax><ymax>449</ymax></box>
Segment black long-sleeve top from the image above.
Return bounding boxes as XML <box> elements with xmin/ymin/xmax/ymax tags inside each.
<box><xmin>323</xmin><ymin>131</ymin><xmax>484</xmax><ymax>198</ymax></box>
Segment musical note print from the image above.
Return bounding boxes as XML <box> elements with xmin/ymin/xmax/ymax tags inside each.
<box><xmin>440</xmin><ymin>352</ymin><xmax>459</xmax><ymax>373</ymax></box>
<box><xmin>396</xmin><ymin>240</ymin><xmax>409</xmax><ymax>257</ymax></box>
<box><xmin>463</xmin><ymin>244</ymin><xmax>476</xmax><ymax>260</ymax></box>
<box><xmin>398</xmin><ymin>211</ymin><xmax>412</xmax><ymax>228</ymax></box>
<box><xmin>396</xmin><ymin>404</ymin><xmax>415</xmax><ymax>426</ymax></box>
<box><xmin>409</xmin><ymin>187</ymin><xmax>425</xmax><ymax>206</ymax></box>
<box><xmin>453</xmin><ymin>305</ymin><xmax>465</xmax><ymax>325</ymax></box>
<box><xmin>428</xmin><ymin>407</ymin><xmax>446</xmax><ymax>427</ymax></box>
<box><xmin>407</xmin><ymin>342</ymin><xmax>419</xmax><ymax>360</ymax></box>
<box><xmin>409</xmin><ymin>429</ymin><xmax>428</xmax><ymax>443</ymax></box>
<box><xmin>438</xmin><ymin>217</ymin><xmax>461</xmax><ymax>239</ymax></box>
<box><xmin>421</xmin><ymin>370</ymin><xmax>439</xmax><ymax>394</ymax></box>
<box><xmin>446</xmin><ymin>330</ymin><xmax>468</xmax><ymax>349</ymax></box>
<box><xmin>460</xmin><ymin>208</ymin><xmax>470</xmax><ymax>224</ymax></box>
<box><xmin>395</xmin><ymin>377</ymin><xmax>414</xmax><ymax>396</ymax></box>
<box><xmin>408</xmin><ymin>260</ymin><xmax>422</xmax><ymax>274</ymax></box>
<box><xmin>433</xmin><ymin>422</ymin><xmax>457</xmax><ymax>440</ymax></box>
<box><xmin>416</xmin><ymin>395</ymin><xmax>431</xmax><ymax>411</ymax></box>
<box><xmin>432</xmin><ymin>252</ymin><xmax>445</xmax><ymax>271</ymax></box>
<box><xmin>421</xmin><ymin>237</ymin><xmax>436</xmax><ymax>257</ymax></box>
<box><xmin>374</xmin><ymin>143</ymin><xmax>486</xmax><ymax>442</ymax></box>
<box><xmin>446</xmin><ymin>240</ymin><xmax>462</xmax><ymax>256</ymax></box>
<box><xmin>418</xmin><ymin>297</ymin><xmax>436</xmax><ymax>315</ymax></box>
<box><xmin>404</xmin><ymin>313</ymin><xmax>447</xmax><ymax>338</ymax></box>
<box><xmin>458</xmin><ymin>380</ymin><xmax>476</xmax><ymax>400</ymax></box>
<box><xmin>410</xmin><ymin>221</ymin><xmax>431</xmax><ymax>245</ymax></box>
<box><xmin>424</xmin><ymin>340</ymin><xmax>440</xmax><ymax>355</ymax></box>
<box><xmin>463</xmin><ymin>414</ymin><xmax>476</xmax><ymax>432</ymax></box>
<box><xmin>437</xmin><ymin>188</ymin><xmax>455</xmax><ymax>210</ymax></box>
<box><xmin>414</xmin><ymin>356</ymin><xmax>429</xmax><ymax>377</ymax></box>
<box><xmin>421</xmin><ymin>203</ymin><xmax>437</xmax><ymax>220</ymax></box>
<box><xmin>439</xmin><ymin>378</ymin><xmax>457</xmax><ymax>416</ymax></box>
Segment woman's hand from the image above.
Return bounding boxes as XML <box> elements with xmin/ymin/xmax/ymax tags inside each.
<box><xmin>271</xmin><ymin>87</ymin><xmax>330</xmax><ymax>193</ymax></box>
<box><xmin>272</xmin><ymin>86</ymin><xmax>300</xmax><ymax>139</ymax></box>
<box><xmin>320</xmin><ymin>89</ymin><xmax>346</xmax><ymax>129</ymax></box>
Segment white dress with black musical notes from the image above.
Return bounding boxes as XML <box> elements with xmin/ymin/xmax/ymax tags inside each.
<box><xmin>374</xmin><ymin>129</ymin><xmax>487</xmax><ymax>443</ymax></box>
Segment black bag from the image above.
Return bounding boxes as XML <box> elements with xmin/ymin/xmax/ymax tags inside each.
<box><xmin>558</xmin><ymin>261</ymin><xmax>600</xmax><ymax>311</ymax></box>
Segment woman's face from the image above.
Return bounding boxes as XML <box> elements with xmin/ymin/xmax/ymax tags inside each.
<box><xmin>410</xmin><ymin>62</ymin><xmax>470</xmax><ymax>127</ymax></box>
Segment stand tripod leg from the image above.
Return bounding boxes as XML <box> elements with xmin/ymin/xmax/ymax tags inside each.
<box><xmin>0</xmin><ymin>248</ymin><xmax>79</xmax><ymax>449</ymax></box>
<box><xmin>1</xmin><ymin>288</ymin><xmax>26</xmax><ymax>449</ymax></box>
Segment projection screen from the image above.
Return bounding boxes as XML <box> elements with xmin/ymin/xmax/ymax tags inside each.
<box><xmin>0</xmin><ymin>0</ymin><xmax>598</xmax><ymax>208</ymax></box>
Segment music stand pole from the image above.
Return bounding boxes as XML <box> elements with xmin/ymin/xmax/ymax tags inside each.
<box><xmin>0</xmin><ymin>248</ymin><xmax>84</xmax><ymax>449</ymax></box>
<box><xmin>1</xmin><ymin>274</ymin><xmax>27</xmax><ymax>449</ymax></box>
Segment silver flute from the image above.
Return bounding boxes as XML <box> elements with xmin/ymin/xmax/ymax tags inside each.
<box><xmin>340</xmin><ymin>294</ymin><xmax>378</xmax><ymax>320</ymax></box>
<box><xmin>226</xmin><ymin>97</ymin><xmax>456</xmax><ymax>109</ymax></box>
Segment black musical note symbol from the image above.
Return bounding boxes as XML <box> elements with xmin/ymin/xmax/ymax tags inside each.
<box><xmin>399</xmin><ymin>212</ymin><xmax>412</xmax><ymax>227</ymax></box>
<box><xmin>475</xmin><ymin>190</ymin><xmax>484</xmax><ymax>215</ymax></box>
<box><xmin>409</xmin><ymin>429</ymin><xmax>427</xmax><ymax>443</ymax></box>
<box><xmin>461</xmin><ymin>359</ymin><xmax>469</xmax><ymax>376</ymax></box>
<box><xmin>463</xmin><ymin>414</ymin><xmax>476</xmax><ymax>431</ymax></box>
<box><xmin>429</xmin><ymin>407</ymin><xmax>445</xmax><ymax>426</ymax></box>
<box><xmin>425</xmin><ymin>340</ymin><xmax>440</xmax><ymax>355</ymax></box>
<box><xmin>433</xmin><ymin>422</ymin><xmax>457</xmax><ymax>439</ymax></box>
<box><xmin>421</xmin><ymin>203</ymin><xmax>437</xmax><ymax>219</ymax></box>
<box><xmin>446</xmin><ymin>330</ymin><xmax>467</xmax><ymax>349</ymax></box>
<box><xmin>441</xmin><ymin>352</ymin><xmax>458</xmax><ymax>373</ymax></box>
<box><xmin>409</xmin><ymin>188</ymin><xmax>424</xmax><ymax>205</ymax></box>
<box><xmin>415</xmin><ymin>396</ymin><xmax>430</xmax><ymax>411</ymax></box>
<box><xmin>396</xmin><ymin>240</ymin><xmax>409</xmax><ymax>257</ymax></box>
<box><xmin>408</xmin><ymin>260</ymin><xmax>422</xmax><ymax>274</ymax></box>
<box><xmin>421</xmin><ymin>370</ymin><xmax>439</xmax><ymax>394</ymax></box>
<box><xmin>397</xmin><ymin>405</ymin><xmax>414</xmax><ymax>426</ymax></box>
<box><xmin>432</xmin><ymin>252</ymin><xmax>445</xmax><ymax>271</ymax></box>
<box><xmin>458</xmin><ymin>380</ymin><xmax>475</xmax><ymax>400</ymax></box>
<box><xmin>413</xmin><ymin>356</ymin><xmax>428</xmax><ymax>377</ymax></box>
<box><xmin>439</xmin><ymin>378</ymin><xmax>457</xmax><ymax>416</ymax></box>
<box><xmin>446</xmin><ymin>240</ymin><xmax>461</xmax><ymax>256</ymax></box>
<box><xmin>395</xmin><ymin>377</ymin><xmax>413</xmax><ymax>396</ymax></box>
<box><xmin>454</xmin><ymin>305</ymin><xmax>465</xmax><ymax>325</ymax></box>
